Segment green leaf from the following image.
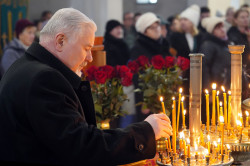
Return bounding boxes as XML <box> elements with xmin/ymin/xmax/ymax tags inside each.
<box><xmin>143</xmin><ymin>89</ymin><xmax>156</xmax><ymax>97</ymax></box>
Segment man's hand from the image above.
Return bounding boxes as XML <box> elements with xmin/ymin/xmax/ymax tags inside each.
<box><xmin>145</xmin><ymin>114</ymin><xmax>173</xmax><ymax>140</ymax></box>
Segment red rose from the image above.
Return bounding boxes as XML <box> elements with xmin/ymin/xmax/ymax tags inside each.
<box><xmin>94</xmin><ymin>70</ymin><xmax>107</xmax><ymax>84</ymax></box>
<box><xmin>151</xmin><ymin>55</ymin><xmax>165</xmax><ymax>70</ymax></box>
<box><xmin>165</xmin><ymin>56</ymin><xmax>175</xmax><ymax>68</ymax></box>
<box><xmin>117</xmin><ymin>65</ymin><xmax>131</xmax><ymax>78</ymax></box>
<box><xmin>121</xmin><ymin>72</ymin><xmax>133</xmax><ymax>86</ymax></box>
<box><xmin>177</xmin><ymin>56</ymin><xmax>190</xmax><ymax>71</ymax></box>
<box><xmin>128</xmin><ymin>60</ymin><xmax>139</xmax><ymax>73</ymax></box>
<box><xmin>86</xmin><ymin>66</ymin><xmax>98</xmax><ymax>81</ymax></box>
<box><xmin>137</xmin><ymin>55</ymin><xmax>149</xmax><ymax>67</ymax></box>
<box><xmin>99</xmin><ymin>65</ymin><xmax>115</xmax><ymax>79</ymax></box>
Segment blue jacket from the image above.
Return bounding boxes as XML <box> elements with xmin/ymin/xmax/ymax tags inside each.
<box><xmin>1</xmin><ymin>38</ymin><xmax>26</xmax><ymax>76</ymax></box>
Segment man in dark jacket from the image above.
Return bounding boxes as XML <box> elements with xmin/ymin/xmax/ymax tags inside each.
<box><xmin>0</xmin><ymin>8</ymin><xmax>172</xmax><ymax>166</ymax></box>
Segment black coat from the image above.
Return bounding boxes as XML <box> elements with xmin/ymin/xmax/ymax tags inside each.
<box><xmin>130</xmin><ymin>33</ymin><xmax>171</xmax><ymax>60</ymax></box>
<box><xmin>200</xmin><ymin>33</ymin><xmax>231</xmax><ymax>89</ymax></box>
<box><xmin>0</xmin><ymin>42</ymin><xmax>156</xmax><ymax>165</ymax></box>
<box><xmin>104</xmin><ymin>33</ymin><xmax>130</xmax><ymax>66</ymax></box>
<box><xmin>227</xmin><ymin>26</ymin><xmax>250</xmax><ymax>66</ymax></box>
<box><xmin>170</xmin><ymin>32</ymin><xmax>203</xmax><ymax>59</ymax></box>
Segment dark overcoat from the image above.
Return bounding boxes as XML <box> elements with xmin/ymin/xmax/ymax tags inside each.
<box><xmin>0</xmin><ymin>42</ymin><xmax>155</xmax><ymax>166</ymax></box>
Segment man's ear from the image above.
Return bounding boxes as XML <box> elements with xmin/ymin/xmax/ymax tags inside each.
<box><xmin>55</xmin><ymin>33</ymin><xmax>65</xmax><ymax>52</ymax></box>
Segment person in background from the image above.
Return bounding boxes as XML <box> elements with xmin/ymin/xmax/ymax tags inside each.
<box><xmin>158</xmin><ymin>15</ymin><xmax>168</xmax><ymax>39</ymax></box>
<box><xmin>123</xmin><ymin>12</ymin><xmax>137</xmax><ymax>49</ymax></box>
<box><xmin>198</xmin><ymin>6</ymin><xmax>210</xmax><ymax>33</ymax></box>
<box><xmin>228</xmin><ymin>9</ymin><xmax>250</xmax><ymax>100</ymax></box>
<box><xmin>134</xmin><ymin>12</ymin><xmax>142</xmax><ymax>24</ymax></box>
<box><xmin>41</xmin><ymin>10</ymin><xmax>53</xmax><ymax>28</ymax></box>
<box><xmin>131</xmin><ymin>12</ymin><xmax>170</xmax><ymax>60</ymax></box>
<box><xmin>170</xmin><ymin>4</ymin><xmax>203</xmax><ymax>59</ymax></box>
<box><xmin>104</xmin><ymin>20</ymin><xmax>130</xmax><ymax>66</ymax></box>
<box><xmin>167</xmin><ymin>15</ymin><xmax>182</xmax><ymax>35</ymax></box>
<box><xmin>1</xmin><ymin>19</ymin><xmax>36</xmax><ymax>75</ymax></box>
<box><xmin>224</xmin><ymin>7</ymin><xmax>235</xmax><ymax>32</ymax></box>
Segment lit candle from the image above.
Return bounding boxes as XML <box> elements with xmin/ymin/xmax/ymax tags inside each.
<box><xmin>187</xmin><ymin>138</ymin><xmax>191</xmax><ymax>158</ymax></box>
<box><xmin>213</xmin><ymin>141</ymin><xmax>218</xmax><ymax>154</ymax></box>
<box><xmin>220</xmin><ymin>116</ymin><xmax>224</xmax><ymax>155</ymax></box>
<box><xmin>160</xmin><ymin>96</ymin><xmax>166</xmax><ymax>114</ymax></box>
<box><xmin>246</xmin><ymin>111</ymin><xmax>249</xmax><ymax>127</ymax></box>
<box><xmin>237</xmin><ymin>120</ymin><xmax>243</xmax><ymax>142</ymax></box>
<box><xmin>216</xmin><ymin>90</ymin><xmax>220</xmax><ymax>124</ymax></box>
<box><xmin>183</xmin><ymin>139</ymin><xmax>187</xmax><ymax>156</ymax></box>
<box><xmin>207</xmin><ymin>135</ymin><xmax>210</xmax><ymax>154</ymax></box>
<box><xmin>228</xmin><ymin>91</ymin><xmax>231</xmax><ymax>127</ymax></box>
<box><xmin>212</xmin><ymin>83</ymin><xmax>217</xmax><ymax>126</ymax></box>
<box><xmin>172</xmin><ymin>97</ymin><xmax>176</xmax><ymax>154</ymax></box>
<box><xmin>239</xmin><ymin>112</ymin><xmax>243</xmax><ymax>125</ymax></box>
<box><xmin>177</xmin><ymin>88</ymin><xmax>182</xmax><ymax>133</ymax></box>
<box><xmin>226</xmin><ymin>144</ymin><xmax>230</xmax><ymax>157</ymax></box>
<box><xmin>181</xmin><ymin>96</ymin><xmax>185</xmax><ymax>128</ymax></box>
<box><xmin>220</xmin><ymin>102</ymin><xmax>223</xmax><ymax>117</ymax></box>
<box><xmin>165</xmin><ymin>139</ymin><xmax>168</xmax><ymax>149</ymax></box>
<box><xmin>183</xmin><ymin>109</ymin><xmax>186</xmax><ymax>128</ymax></box>
<box><xmin>217</xmin><ymin>138</ymin><xmax>221</xmax><ymax>153</ymax></box>
<box><xmin>221</xmin><ymin>86</ymin><xmax>227</xmax><ymax>126</ymax></box>
<box><xmin>168</xmin><ymin>138</ymin><xmax>171</xmax><ymax>151</ymax></box>
<box><xmin>205</xmin><ymin>89</ymin><xmax>210</xmax><ymax>132</ymax></box>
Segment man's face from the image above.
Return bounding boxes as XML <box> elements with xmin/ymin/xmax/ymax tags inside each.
<box><xmin>213</xmin><ymin>23</ymin><xmax>227</xmax><ymax>39</ymax></box>
<box><xmin>235</xmin><ymin>11</ymin><xmax>249</xmax><ymax>28</ymax></box>
<box><xmin>60</xmin><ymin>25</ymin><xmax>95</xmax><ymax>76</ymax></box>
<box><xmin>144</xmin><ymin>22</ymin><xmax>161</xmax><ymax>40</ymax></box>
<box><xmin>180</xmin><ymin>18</ymin><xmax>193</xmax><ymax>33</ymax></box>
<box><xmin>123</xmin><ymin>13</ymin><xmax>134</xmax><ymax>28</ymax></box>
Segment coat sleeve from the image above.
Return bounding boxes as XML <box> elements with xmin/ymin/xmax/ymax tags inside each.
<box><xmin>26</xmin><ymin>69</ymin><xmax>156</xmax><ymax>166</ymax></box>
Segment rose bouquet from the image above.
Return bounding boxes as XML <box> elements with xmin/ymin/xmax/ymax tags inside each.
<box><xmin>86</xmin><ymin>65</ymin><xmax>133</xmax><ymax>123</ymax></box>
<box><xmin>128</xmin><ymin>55</ymin><xmax>190</xmax><ymax>114</ymax></box>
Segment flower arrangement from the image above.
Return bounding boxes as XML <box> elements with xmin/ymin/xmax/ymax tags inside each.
<box><xmin>86</xmin><ymin>65</ymin><xmax>133</xmax><ymax>123</ymax></box>
<box><xmin>128</xmin><ymin>55</ymin><xmax>190</xmax><ymax>114</ymax></box>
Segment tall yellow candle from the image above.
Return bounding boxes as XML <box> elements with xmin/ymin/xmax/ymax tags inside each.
<box><xmin>207</xmin><ymin>135</ymin><xmax>211</xmax><ymax>154</ymax></box>
<box><xmin>168</xmin><ymin>138</ymin><xmax>171</xmax><ymax>151</ymax></box>
<box><xmin>220</xmin><ymin>116</ymin><xmax>224</xmax><ymax>155</ymax></box>
<box><xmin>183</xmin><ymin>109</ymin><xmax>186</xmax><ymax>128</ymax></box>
<box><xmin>172</xmin><ymin>97</ymin><xmax>176</xmax><ymax>154</ymax></box>
<box><xmin>160</xmin><ymin>96</ymin><xmax>166</xmax><ymax>114</ymax></box>
<box><xmin>181</xmin><ymin>96</ymin><xmax>185</xmax><ymax>128</ymax></box>
<box><xmin>183</xmin><ymin>140</ymin><xmax>187</xmax><ymax>156</ymax></box>
<box><xmin>228</xmin><ymin>91</ymin><xmax>231</xmax><ymax>127</ymax></box>
<box><xmin>212</xmin><ymin>83</ymin><xmax>217</xmax><ymax>126</ymax></box>
<box><xmin>205</xmin><ymin>89</ymin><xmax>210</xmax><ymax>132</ymax></box>
<box><xmin>187</xmin><ymin>138</ymin><xmax>191</xmax><ymax>158</ymax></box>
<box><xmin>216</xmin><ymin>91</ymin><xmax>220</xmax><ymax>124</ymax></box>
<box><xmin>246</xmin><ymin>111</ymin><xmax>249</xmax><ymax>127</ymax></box>
<box><xmin>177</xmin><ymin>88</ymin><xmax>182</xmax><ymax>133</ymax></box>
<box><xmin>220</xmin><ymin>102</ymin><xmax>223</xmax><ymax>117</ymax></box>
<box><xmin>222</xmin><ymin>86</ymin><xmax>227</xmax><ymax>126</ymax></box>
<box><xmin>239</xmin><ymin>112</ymin><xmax>243</xmax><ymax>125</ymax></box>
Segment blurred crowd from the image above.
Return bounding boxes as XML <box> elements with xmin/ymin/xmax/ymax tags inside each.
<box><xmin>2</xmin><ymin>4</ymin><xmax>250</xmax><ymax>128</ymax></box>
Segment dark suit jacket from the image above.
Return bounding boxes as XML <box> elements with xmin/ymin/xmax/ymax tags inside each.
<box><xmin>0</xmin><ymin>42</ymin><xmax>156</xmax><ymax>166</ymax></box>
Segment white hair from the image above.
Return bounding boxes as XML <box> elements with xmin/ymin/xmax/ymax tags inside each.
<box><xmin>40</xmin><ymin>8</ymin><xmax>97</xmax><ymax>43</ymax></box>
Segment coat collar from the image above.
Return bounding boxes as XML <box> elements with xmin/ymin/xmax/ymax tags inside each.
<box><xmin>26</xmin><ymin>42</ymin><xmax>82</xmax><ymax>89</ymax></box>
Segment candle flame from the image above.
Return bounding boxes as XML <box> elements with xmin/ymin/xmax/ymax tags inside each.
<box><xmin>221</xmin><ymin>86</ymin><xmax>225</xmax><ymax>92</ymax></box>
<box><xmin>205</xmin><ymin>89</ymin><xmax>209</xmax><ymax>94</ymax></box>
<box><xmin>207</xmin><ymin>135</ymin><xmax>210</xmax><ymax>141</ymax></box>
<box><xmin>172</xmin><ymin>97</ymin><xmax>175</xmax><ymax>100</ymax></box>
<box><xmin>212</xmin><ymin>83</ymin><xmax>217</xmax><ymax>90</ymax></box>
<box><xmin>246</xmin><ymin>111</ymin><xmax>249</xmax><ymax>117</ymax></box>
<box><xmin>195</xmin><ymin>142</ymin><xmax>198</xmax><ymax>150</ymax></box>
<box><xmin>159</xmin><ymin>96</ymin><xmax>163</xmax><ymax>102</ymax></box>
<box><xmin>184</xmin><ymin>109</ymin><xmax>186</xmax><ymax>115</ymax></box>
<box><xmin>180</xmin><ymin>131</ymin><xmax>184</xmax><ymax>139</ymax></box>
<box><xmin>220</xmin><ymin>101</ymin><xmax>222</xmax><ymax>107</ymax></box>
<box><xmin>228</xmin><ymin>90</ymin><xmax>231</xmax><ymax>95</ymax></box>
<box><xmin>236</xmin><ymin>120</ymin><xmax>242</xmax><ymax>126</ymax></box>
<box><xmin>179</xmin><ymin>88</ymin><xmax>183</xmax><ymax>93</ymax></box>
<box><xmin>218</xmin><ymin>138</ymin><xmax>221</xmax><ymax>143</ymax></box>
<box><xmin>181</xmin><ymin>96</ymin><xmax>184</xmax><ymax>101</ymax></box>
<box><xmin>217</xmin><ymin>90</ymin><xmax>219</xmax><ymax>95</ymax></box>
<box><xmin>239</xmin><ymin>112</ymin><xmax>243</xmax><ymax>117</ymax></box>
<box><xmin>220</xmin><ymin>116</ymin><xmax>224</xmax><ymax>123</ymax></box>
<box><xmin>187</xmin><ymin>138</ymin><xmax>190</xmax><ymax>144</ymax></box>
<box><xmin>204</xmin><ymin>149</ymin><xmax>209</xmax><ymax>155</ymax></box>
<box><xmin>226</xmin><ymin>144</ymin><xmax>230</xmax><ymax>150</ymax></box>
<box><xmin>213</xmin><ymin>141</ymin><xmax>217</xmax><ymax>147</ymax></box>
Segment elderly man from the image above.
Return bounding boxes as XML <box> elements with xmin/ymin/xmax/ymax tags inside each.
<box><xmin>0</xmin><ymin>8</ymin><xmax>172</xmax><ymax>165</ymax></box>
